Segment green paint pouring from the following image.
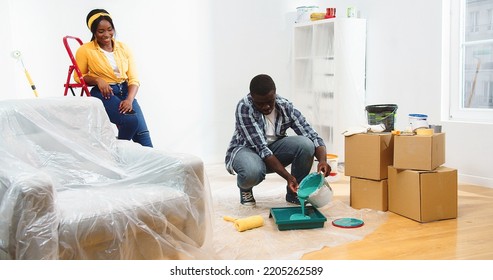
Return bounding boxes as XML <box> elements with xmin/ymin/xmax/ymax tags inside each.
<box><xmin>289</xmin><ymin>173</ymin><xmax>323</xmax><ymax>221</ymax></box>
<box><xmin>289</xmin><ymin>196</ymin><xmax>310</xmax><ymax>220</ymax></box>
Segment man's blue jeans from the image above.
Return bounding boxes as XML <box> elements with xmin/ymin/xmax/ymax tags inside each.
<box><xmin>90</xmin><ymin>82</ymin><xmax>153</xmax><ymax>147</ymax></box>
<box><xmin>232</xmin><ymin>135</ymin><xmax>315</xmax><ymax>192</ymax></box>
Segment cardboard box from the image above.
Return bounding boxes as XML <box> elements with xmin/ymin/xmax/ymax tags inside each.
<box><xmin>393</xmin><ymin>133</ymin><xmax>445</xmax><ymax>171</ymax></box>
<box><xmin>345</xmin><ymin>133</ymin><xmax>394</xmax><ymax>180</ymax></box>
<box><xmin>388</xmin><ymin>166</ymin><xmax>457</xmax><ymax>223</ymax></box>
<box><xmin>350</xmin><ymin>177</ymin><xmax>388</xmax><ymax>211</ymax></box>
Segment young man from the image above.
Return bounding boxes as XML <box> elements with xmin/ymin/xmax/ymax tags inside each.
<box><xmin>225</xmin><ymin>74</ymin><xmax>331</xmax><ymax>206</ymax></box>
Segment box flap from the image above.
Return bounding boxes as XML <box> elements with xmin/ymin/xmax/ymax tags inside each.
<box><xmin>420</xmin><ymin>168</ymin><xmax>458</xmax><ymax>222</ymax></box>
<box><xmin>393</xmin><ymin>133</ymin><xmax>445</xmax><ymax>170</ymax></box>
<box><xmin>345</xmin><ymin>133</ymin><xmax>393</xmax><ymax>180</ymax></box>
<box><xmin>350</xmin><ymin>177</ymin><xmax>388</xmax><ymax>211</ymax></box>
<box><xmin>431</xmin><ymin>133</ymin><xmax>446</xmax><ymax>170</ymax></box>
<box><xmin>388</xmin><ymin>167</ymin><xmax>421</xmax><ymax>221</ymax></box>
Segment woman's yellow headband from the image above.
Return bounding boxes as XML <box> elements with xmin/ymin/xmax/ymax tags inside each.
<box><xmin>87</xmin><ymin>12</ymin><xmax>111</xmax><ymax>30</ymax></box>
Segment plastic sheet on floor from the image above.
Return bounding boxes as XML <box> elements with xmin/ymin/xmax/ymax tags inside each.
<box><xmin>212</xmin><ymin>185</ymin><xmax>387</xmax><ymax>260</ymax></box>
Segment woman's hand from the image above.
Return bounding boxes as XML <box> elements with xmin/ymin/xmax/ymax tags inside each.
<box><xmin>119</xmin><ymin>99</ymin><xmax>133</xmax><ymax>114</ymax></box>
<box><xmin>96</xmin><ymin>78</ymin><xmax>113</xmax><ymax>99</ymax></box>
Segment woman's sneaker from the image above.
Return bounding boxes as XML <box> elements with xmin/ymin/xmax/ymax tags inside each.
<box><xmin>240</xmin><ymin>189</ymin><xmax>256</xmax><ymax>206</ymax></box>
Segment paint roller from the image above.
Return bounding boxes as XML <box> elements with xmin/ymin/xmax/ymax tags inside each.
<box><xmin>223</xmin><ymin>215</ymin><xmax>264</xmax><ymax>232</ymax></box>
<box><xmin>11</xmin><ymin>50</ymin><xmax>39</xmax><ymax>97</ymax></box>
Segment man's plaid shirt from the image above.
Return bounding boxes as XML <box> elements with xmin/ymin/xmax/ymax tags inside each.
<box><xmin>225</xmin><ymin>93</ymin><xmax>325</xmax><ymax>174</ymax></box>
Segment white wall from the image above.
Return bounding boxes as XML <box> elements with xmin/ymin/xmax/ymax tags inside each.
<box><xmin>208</xmin><ymin>0</ymin><xmax>303</xmax><ymax>163</ymax></box>
<box><xmin>1</xmin><ymin>0</ymin><xmax>492</xmax><ymax>187</ymax></box>
<box><xmin>1</xmin><ymin>0</ymin><xmax>299</xmax><ymax>164</ymax></box>
<box><xmin>311</xmin><ymin>0</ymin><xmax>493</xmax><ymax>188</ymax></box>
<box><xmin>1</xmin><ymin>0</ymin><xmax>218</xmax><ymax>160</ymax></box>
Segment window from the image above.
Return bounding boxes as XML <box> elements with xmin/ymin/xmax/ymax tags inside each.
<box><xmin>488</xmin><ymin>9</ymin><xmax>493</xmax><ymax>30</ymax></box>
<box><xmin>444</xmin><ymin>0</ymin><xmax>493</xmax><ymax>123</ymax></box>
<box><xmin>469</xmin><ymin>10</ymin><xmax>479</xmax><ymax>32</ymax></box>
<box><xmin>487</xmin><ymin>81</ymin><xmax>493</xmax><ymax>103</ymax></box>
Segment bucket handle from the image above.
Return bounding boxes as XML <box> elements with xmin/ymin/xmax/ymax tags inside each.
<box><xmin>365</xmin><ymin>107</ymin><xmax>397</xmax><ymax>121</ymax></box>
<box><xmin>365</xmin><ymin>107</ymin><xmax>398</xmax><ymax>114</ymax></box>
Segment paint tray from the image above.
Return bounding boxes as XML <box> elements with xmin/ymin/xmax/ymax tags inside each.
<box><xmin>269</xmin><ymin>206</ymin><xmax>327</xmax><ymax>231</ymax></box>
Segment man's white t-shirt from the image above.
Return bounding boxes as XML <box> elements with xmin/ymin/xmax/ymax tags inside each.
<box><xmin>264</xmin><ymin>109</ymin><xmax>278</xmax><ymax>144</ymax></box>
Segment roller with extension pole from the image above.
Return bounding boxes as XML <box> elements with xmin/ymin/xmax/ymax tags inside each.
<box><xmin>11</xmin><ymin>50</ymin><xmax>39</xmax><ymax>97</ymax></box>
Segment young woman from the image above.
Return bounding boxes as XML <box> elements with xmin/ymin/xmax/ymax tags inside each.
<box><xmin>75</xmin><ymin>9</ymin><xmax>153</xmax><ymax>147</ymax></box>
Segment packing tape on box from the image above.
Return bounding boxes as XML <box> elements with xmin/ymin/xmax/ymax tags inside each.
<box><xmin>415</xmin><ymin>128</ymin><xmax>434</xmax><ymax>135</ymax></box>
<box><xmin>223</xmin><ymin>215</ymin><xmax>264</xmax><ymax>232</ymax></box>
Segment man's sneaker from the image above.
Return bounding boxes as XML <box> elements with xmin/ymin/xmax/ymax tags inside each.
<box><xmin>285</xmin><ymin>187</ymin><xmax>308</xmax><ymax>205</ymax></box>
<box><xmin>285</xmin><ymin>191</ymin><xmax>302</xmax><ymax>205</ymax></box>
<box><xmin>240</xmin><ymin>189</ymin><xmax>256</xmax><ymax>206</ymax></box>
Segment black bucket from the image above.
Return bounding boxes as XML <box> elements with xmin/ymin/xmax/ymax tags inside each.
<box><xmin>365</xmin><ymin>104</ymin><xmax>398</xmax><ymax>132</ymax></box>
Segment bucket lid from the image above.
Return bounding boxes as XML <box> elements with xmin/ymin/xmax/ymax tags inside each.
<box><xmin>332</xmin><ymin>218</ymin><xmax>364</xmax><ymax>228</ymax></box>
<box><xmin>365</xmin><ymin>104</ymin><xmax>398</xmax><ymax>113</ymax></box>
<box><xmin>409</xmin><ymin>113</ymin><xmax>428</xmax><ymax>118</ymax></box>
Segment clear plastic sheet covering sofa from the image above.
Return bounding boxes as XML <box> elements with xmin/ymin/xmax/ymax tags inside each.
<box><xmin>0</xmin><ymin>97</ymin><xmax>214</xmax><ymax>259</ymax></box>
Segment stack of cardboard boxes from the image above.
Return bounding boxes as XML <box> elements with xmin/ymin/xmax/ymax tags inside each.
<box><xmin>389</xmin><ymin>132</ymin><xmax>457</xmax><ymax>222</ymax></box>
<box><xmin>345</xmin><ymin>132</ymin><xmax>458</xmax><ymax>223</ymax></box>
<box><xmin>345</xmin><ymin>133</ymin><xmax>394</xmax><ymax>212</ymax></box>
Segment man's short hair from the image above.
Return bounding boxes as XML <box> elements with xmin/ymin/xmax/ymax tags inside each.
<box><xmin>250</xmin><ymin>74</ymin><xmax>276</xmax><ymax>96</ymax></box>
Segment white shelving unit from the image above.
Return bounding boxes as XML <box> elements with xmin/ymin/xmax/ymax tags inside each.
<box><xmin>292</xmin><ymin>18</ymin><xmax>367</xmax><ymax>162</ymax></box>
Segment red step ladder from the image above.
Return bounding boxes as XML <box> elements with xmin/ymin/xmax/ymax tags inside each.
<box><xmin>63</xmin><ymin>36</ymin><xmax>90</xmax><ymax>96</ymax></box>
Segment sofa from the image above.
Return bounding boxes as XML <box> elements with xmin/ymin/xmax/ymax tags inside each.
<box><xmin>0</xmin><ymin>97</ymin><xmax>214</xmax><ymax>259</ymax></box>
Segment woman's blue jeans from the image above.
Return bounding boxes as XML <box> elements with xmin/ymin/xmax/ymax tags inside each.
<box><xmin>231</xmin><ymin>135</ymin><xmax>315</xmax><ymax>192</ymax></box>
<box><xmin>90</xmin><ymin>82</ymin><xmax>153</xmax><ymax>147</ymax></box>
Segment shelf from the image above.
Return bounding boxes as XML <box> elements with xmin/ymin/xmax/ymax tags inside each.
<box><xmin>294</xmin><ymin>56</ymin><xmax>312</xmax><ymax>60</ymax></box>
<box><xmin>295</xmin><ymin>56</ymin><xmax>334</xmax><ymax>60</ymax></box>
<box><xmin>292</xmin><ymin>18</ymin><xmax>367</xmax><ymax>162</ymax></box>
<box><xmin>294</xmin><ymin>18</ymin><xmax>336</xmax><ymax>27</ymax></box>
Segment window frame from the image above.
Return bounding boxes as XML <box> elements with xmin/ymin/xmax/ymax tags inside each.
<box><xmin>442</xmin><ymin>0</ymin><xmax>493</xmax><ymax>124</ymax></box>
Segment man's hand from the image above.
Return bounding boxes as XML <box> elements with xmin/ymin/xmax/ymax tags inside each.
<box><xmin>264</xmin><ymin>155</ymin><xmax>299</xmax><ymax>193</ymax></box>
<box><xmin>315</xmin><ymin>146</ymin><xmax>331</xmax><ymax>177</ymax></box>
<box><xmin>317</xmin><ymin>161</ymin><xmax>331</xmax><ymax>177</ymax></box>
<box><xmin>287</xmin><ymin>175</ymin><xmax>299</xmax><ymax>194</ymax></box>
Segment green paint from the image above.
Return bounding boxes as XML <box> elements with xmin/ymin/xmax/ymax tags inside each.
<box><xmin>289</xmin><ymin>213</ymin><xmax>310</xmax><ymax>220</ymax></box>
<box><xmin>289</xmin><ymin>197</ymin><xmax>310</xmax><ymax>220</ymax></box>
<box><xmin>289</xmin><ymin>173</ymin><xmax>325</xmax><ymax>221</ymax></box>
<box><xmin>298</xmin><ymin>185</ymin><xmax>318</xmax><ymax>199</ymax></box>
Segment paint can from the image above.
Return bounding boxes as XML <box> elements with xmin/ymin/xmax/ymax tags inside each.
<box><xmin>326</xmin><ymin>154</ymin><xmax>339</xmax><ymax>183</ymax></box>
<box><xmin>298</xmin><ymin>173</ymin><xmax>333</xmax><ymax>208</ymax></box>
<box><xmin>409</xmin><ymin>114</ymin><xmax>429</xmax><ymax>131</ymax></box>
<box><xmin>296</xmin><ymin>6</ymin><xmax>319</xmax><ymax>23</ymax></box>
<box><xmin>325</xmin><ymin>7</ymin><xmax>336</xmax><ymax>18</ymax></box>
<box><xmin>366</xmin><ymin>104</ymin><xmax>398</xmax><ymax>132</ymax></box>
<box><xmin>429</xmin><ymin>124</ymin><xmax>442</xmax><ymax>133</ymax></box>
<box><xmin>347</xmin><ymin>7</ymin><xmax>357</xmax><ymax>18</ymax></box>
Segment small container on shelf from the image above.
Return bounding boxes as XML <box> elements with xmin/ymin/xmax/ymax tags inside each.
<box><xmin>325</xmin><ymin>8</ymin><xmax>336</xmax><ymax>18</ymax></box>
